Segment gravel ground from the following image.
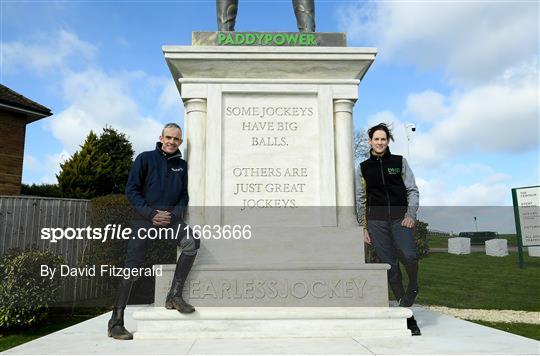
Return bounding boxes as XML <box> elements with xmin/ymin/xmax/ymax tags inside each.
<box><xmin>424</xmin><ymin>305</ymin><xmax>540</xmax><ymax>324</ymax></box>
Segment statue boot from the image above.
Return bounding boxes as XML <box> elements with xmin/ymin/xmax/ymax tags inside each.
<box><xmin>399</xmin><ymin>262</ymin><xmax>419</xmax><ymax>307</ymax></box>
<box><xmin>217</xmin><ymin>0</ymin><xmax>238</xmax><ymax>31</ymax></box>
<box><xmin>292</xmin><ymin>0</ymin><xmax>315</xmax><ymax>32</ymax></box>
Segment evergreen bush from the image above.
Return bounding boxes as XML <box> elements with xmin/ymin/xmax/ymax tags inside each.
<box><xmin>0</xmin><ymin>248</ymin><xmax>64</xmax><ymax>329</ymax></box>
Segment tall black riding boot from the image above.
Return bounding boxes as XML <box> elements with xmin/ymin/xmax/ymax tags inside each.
<box><xmin>388</xmin><ymin>263</ymin><xmax>405</xmax><ymax>303</ymax></box>
<box><xmin>107</xmin><ymin>278</ymin><xmax>134</xmax><ymax>340</ymax></box>
<box><xmin>165</xmin><ymin>253</ymin><xmax>196</xmax><ymax>313</ymax></box>
<box><xmin>400</xmin><ymin>262</ymin><xmax>419</xmax><ymax>307</ymax></box>
<box><xmin>389</xmin><ymin>280</ymin><xmax>406</xmax><ymax>303</ymax></box>
<box><xmin>407</xmin><ymin>315</ymin><xmax>421</xmax><ymax>336</ymax></box>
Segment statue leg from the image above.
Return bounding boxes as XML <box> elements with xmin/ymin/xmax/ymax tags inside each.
<box><xmin>217</xmin><ymin>0</ymin><xmax>238</xmax><ymax>31</ymax></box>
<box><xmin>292</xmin><ymin>0</ymin><xmax>315</xmax><ymax>32</ymax></box>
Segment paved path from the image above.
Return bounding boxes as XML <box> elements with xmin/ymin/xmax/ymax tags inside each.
<box><xmin>3</xmin><ymin>305</ymin><xmax>538</xmax><ymax>355</ymax></box>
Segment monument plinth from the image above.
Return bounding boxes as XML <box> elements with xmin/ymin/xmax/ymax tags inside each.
<box><xmin>133</xmin><ymin>32</ymin><xmax>411</xmax><ymax>338</ymax></box>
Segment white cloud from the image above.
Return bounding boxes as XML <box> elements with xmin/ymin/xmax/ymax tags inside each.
<box><xmin>338</xmin><ymin>1</ymin><xmax>539</xmax><ymax>84</ymax></box>
<box><xmin>40</xmin><ymin>151</ymin><xmax>70</xmax><ymax>184</ymax></box>
<box><xmin>22</xmin><ymin>154</ymin><xmax>39</xmax><ymax>172</ymax></box>
<box><xmin>368</xmin><ymin>68</ymin><xmax>539</xmax><ymax>167</ymax></box>
<box><xmin>414</xmin><ymin>75</ymin><xmax>538</xmax><ymax>162</ymax></box>
<box><xmin>415</xmin><ymin>177</ymin><xmax>444</xmax><ymax>206</ymax></box>
<box><xmin>450</xmin><ymin>163</ymin><xmax>512</xmax><ymax>184</ymax></box>
<box><xmin>2</xmin><ymin>30</ymin><xmax>171</xmax><ymax>155</ymax></box>
<box><xmin>417</xmin><ymin>166</ymin><xmax>512</xmax><ymax>206</ymax></box>
<box><xmin>347</xmin><ymin>2</ymin><xmax>540</xmax><ymax>200</ymax></box>
<box><xmin>158</xmin><ymin>81</ymin><xmax>184</xmax><ymax>121</ymax></box>
<box><xmin>448</xmin><ymin>183</ymin><xmax>509</xmax><ymax>206</ymax></box>
<box><xmin>405</xmin><ymin>90</ymin><xmax>448</xmax><ymax>122</ymax></box>
<box><xmin>365</xmin><ymin>110</ymin><xmax>399</xmax><ymax>126</ymax></box>
<box><xmin>345</xmin><ymin>2</ymin><xmax>538</xmax><ymax>211</ymax></box>
<box><xmin>22</xmin><ymin>151</ymin><xmax>69</xmax><ymax>184</ymax></box>
<box><xmin>414</xmin><ymin>167</ymin><xmax>516</xmax><ymax>232</ymax></box>
<box><xmin>8</xmin><ymin>29</ymin><xmax>182</xmax><ymax>184</ymax></box>
<box><xmin>48</xmin><ymin>68</ymin><xmax>165</xmax><ymax>155</ymax></box>
<box><xmin>1</xmin><ymin>29</ymin><xmax>97</xmax><ymax>74</ymax></box>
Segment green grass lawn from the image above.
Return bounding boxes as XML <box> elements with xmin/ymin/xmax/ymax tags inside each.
<box><xmin>0</xmin><ymin>308</ymin><xmax>108</xmax><ymax>352</ymax></box>
<box><xmin>468</xmin><ymin>320</ymin><xmax>540</xmax><ymax>341</ymax></box>
<box><xmin>411</xmin><ymin>252</ymin><xmax>540</xmax><ymax>311</ymax></box>
<box><xmin>394</xmin><ymin>251</ymin><xmax>540</xmax><ymax>340</ymax></box>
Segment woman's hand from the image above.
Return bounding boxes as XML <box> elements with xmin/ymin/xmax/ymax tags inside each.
<box><xmin>401</xmin><ymin>217</ymin><xmax>415</xmax><ymax>228</ymax></box>
<box><xmin>363</xmin><ymin>228</ymin><xmax>372</xmax><ymax>245</ymax></box>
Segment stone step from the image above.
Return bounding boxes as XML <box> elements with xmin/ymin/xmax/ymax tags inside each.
<box><xmin>155</xmin><ymin>263</ymin><xmax>390</xmax><ymax>307</ymax></box>
<box><xmin>133</xmin><ymin>307</ymin><xmax>412</xmax><ymax>339</ymax></box>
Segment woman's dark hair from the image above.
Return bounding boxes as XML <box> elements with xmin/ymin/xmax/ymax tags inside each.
<box><xmin>367</xmin><ymin>123</ymin><xmax>394</xmax><ymax>141</ymax></box>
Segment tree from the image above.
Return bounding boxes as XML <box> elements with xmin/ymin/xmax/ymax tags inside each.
<box><xmin>21</xmin><ymin>183</ymin><xmax>62</xmax><ymax>197</ymax></box>
<box><xmin>57</xmin><ymin>131</ymin><xmax>112</xmax><ymax>199</ymax></box>
<box><xmin>57</xmin><ymin>127</ymin><xmax>135</xmax><ymax>199</ymax></box>
<box><xmin>95</xmin><ymin>126</ymin><xmax>134</xmax><ymax>194</ymax></box>
<box><xmin>354</xmin><ymin>128</ymin><xmax>370</xmax><ymax>166</ymax></box>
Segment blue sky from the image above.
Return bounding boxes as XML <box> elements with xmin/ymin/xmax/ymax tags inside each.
<box><xmin>1</xmin><ymin>1</ymin><xmax>538</xmax><ymax>215</ymax></box>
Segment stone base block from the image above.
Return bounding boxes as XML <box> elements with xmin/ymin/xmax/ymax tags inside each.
<box><xmin>448</xmin><ymin>238</ymin><xmax>471</xmax><ymax>255</ymax></box>
<box><xmin>132</xmin><ymin>307</ymin><xmax>412</xmax><ymax>339</ymax></box>
<box><xmin>528</xmin><ymin>246</ymin><xmax>540</xmax><ymax>257</ymax></box>
<box><xmin>485</xmin><ymin>239</ymin><xmax>508</xmax><ymax>257</ymax></box>
<box><xmin>155</xmin><ymin>263</ymin><xmax>390</xmax><ymax>307</ymax></box>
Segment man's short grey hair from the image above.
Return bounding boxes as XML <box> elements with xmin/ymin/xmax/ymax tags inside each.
<box><xmin>162</xmin><ymin>122</ymin><xmax>181</xmax><ymax>135</ymax></box>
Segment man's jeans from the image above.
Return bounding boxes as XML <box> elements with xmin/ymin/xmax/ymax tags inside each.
<box><xmin>125</xmin><ymin>220</ymin><xmax>199</xmax><ymax>271</ymax></box>
<box><xmin>367</xmin><ymin>219</ymin><xmax>419</xmax><ymax>291</ymax></box>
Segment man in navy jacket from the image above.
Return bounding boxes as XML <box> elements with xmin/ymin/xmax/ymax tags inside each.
<box><xmin>108</xmin><ymin>123</ymin><xmax>200</xmax><ymax>340</ymax></box>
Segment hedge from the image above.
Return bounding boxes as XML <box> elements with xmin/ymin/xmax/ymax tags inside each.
<box><xmin>0</xmin><ymin>248</ymin><xmax>64</xmax><ymax>329</ymax></box>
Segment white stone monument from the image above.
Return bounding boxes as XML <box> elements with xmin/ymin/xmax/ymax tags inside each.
<box><xmin>448</xmin><ymin>237</ymin><xmax>471</xmax><ymax>255</ymax></box>
<box><xmin>485</xmin><ymin>239</ymin><xmax>508</xmax><ymax>257</ymax></box>
<box><xmin>132</xmin><ymin>32</ymin><xmax>411</xmax><ymax>338</ymax></box>
<box><xmin>528</xmin><ymin>246</ymin><xmax>540</xmax><ymax>257</ymax></box>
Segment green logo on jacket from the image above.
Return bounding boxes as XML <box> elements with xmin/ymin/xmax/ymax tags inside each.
<box><xmin>387</xmin><ymin>167</ymin><xmax>401</xmax><ymax>174</ymax></box>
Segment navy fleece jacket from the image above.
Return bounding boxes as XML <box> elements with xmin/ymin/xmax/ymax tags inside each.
<box><xmin>125</xmin><ymin>142</ymin><xmax>188</xmax><ymax>222</ymax></box>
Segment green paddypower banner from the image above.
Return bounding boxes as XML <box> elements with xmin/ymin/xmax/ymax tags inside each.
<box><xmin>192</xmin><ymin>32</ymin><xmax>346</xmax><ymax>47</ymax></box>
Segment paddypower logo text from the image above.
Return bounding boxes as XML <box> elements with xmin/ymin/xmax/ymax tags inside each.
<box><xmin>217</xmin><ymin>32</ymin><xmax>317</xmax><ymax>46</ymax></box>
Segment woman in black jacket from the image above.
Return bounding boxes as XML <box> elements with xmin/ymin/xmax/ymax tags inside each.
<box><xmin>356</xmin><ymin>123</ymin><xmax>421</xmax><ymax>336</ymax></box>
